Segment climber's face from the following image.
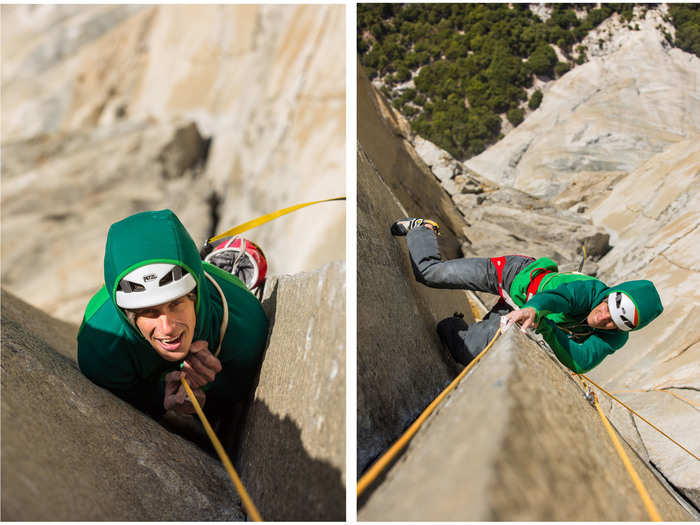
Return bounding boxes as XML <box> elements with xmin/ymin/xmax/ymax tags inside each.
<box><xmin>587</xmin><ymin>300</ymin><xmax>617</xmax><ymax>330</ymax></box>
<box><xmin>132</xmin><ymin>294</ymin><xmax>197</xmax><ymax>361</ymax></box>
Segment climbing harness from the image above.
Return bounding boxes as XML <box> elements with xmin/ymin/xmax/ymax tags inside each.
<box><xmin>357</xmin><ymin>328</ymin><xmax>503</xmax><ymax>497</ymax></box>
<box><xmin>490</xmin><ymin>256</ymin><xmax>508</xmax><ymax>301</ymax></box>
<box><xmin>180</xmin><ymin>376</ymin><xmax>263</xmax><ymax>521</ymax></box>
<box><xmin>525</xmin><ymin>268</ymin><xmax>554</xmax><ymax>302</ymax></box>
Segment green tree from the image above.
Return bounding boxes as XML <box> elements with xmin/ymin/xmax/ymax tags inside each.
<box><xmin>670</xmin><ymin>4</ymin><xmax>700</xmax><ymax>57</ymax></box>
<box><xmin>357</xmin><ymin>37</ymin><xmax>369</xmax><ymax>55</ymax></box>
<box><xmin>527</xmin><ymin>43</ymin><xmax>558</xmax><ymax>76</ymax></box>
<box><xmin>507</xmin><ymin>107</ymin><xmax>525</xmax><ymax>126</ymax></box>
<box><xmin>554</xmin><ymin>61</ymin><xmax>571</xmax><ymax>77</ymax></box>
<box><xmin>528</xmin><ymin>89</ymin><xmax>543</xmax><ymax>110</ymax></box>
<box><xmin>395</xmin><ymin>65</ymin><xmax>411</xmax><ymax>83</ymax></box>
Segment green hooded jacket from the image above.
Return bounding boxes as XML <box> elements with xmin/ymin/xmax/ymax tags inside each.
<box><xmin>77</xmin><ymin>209</ymin><xmax>269</xmax><ymax>417</ymax></box>
<box><xmin>511</xmin><ymin>259</ymin><xmax>663</xmax><ymax>373</ymax></box>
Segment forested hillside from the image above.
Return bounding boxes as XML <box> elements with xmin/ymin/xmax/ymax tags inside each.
<box><xmin>358</xmin><ymin>3</ymin><xmax>700</xmax><ymax>161</ymax></box>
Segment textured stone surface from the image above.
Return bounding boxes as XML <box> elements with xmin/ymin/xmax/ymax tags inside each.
<box><xmin>237</xmin><ymin>262</ymin><xmax>346</xmax><ymax>521</ymax></box>
<box><xmin>0</xmin><ymin>289</ymin><xmax>245</xmax><ymax>521</ymax></box>
<box><xmin>1</xmin><ymin>5</ymin><xmax>345</xmax><ymax>324</ymax></box>
<box><xmin>357</xmin><ymin>65</ymin><xmax>477</xmax><ymax>476</ymax></box>
<box><xmin>359</xmin><ymin>329</ymin><xmax>692</xmax><ymax>521</ymax></box>
<box><xmin>598</xmin><ymin>389</ymin><xmax>700</xmax><ymax>510</ymax></box>
<box><xmin>453</xmin><ymin>183</ymin><xmax>602</xmax><ymax>264</ymax></box>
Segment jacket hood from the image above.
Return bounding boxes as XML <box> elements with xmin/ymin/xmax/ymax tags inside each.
<box><xmin>104</xmin><ymin>209</ymin><xmax>204</xmax><ymax>321</ymax></box>
<box><xmin>607</xmin><ymin>280</ymin><xmax>663</xmax><ymax>331</ymax></box>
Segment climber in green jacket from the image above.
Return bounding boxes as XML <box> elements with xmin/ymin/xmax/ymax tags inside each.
<box><xmin>391</xmin><ymin>217</ymin><xmax>664</xmax><ymax>374</ymax></box>
<box><xmin>77</xmin><ymin>209</ymin><xmax>269</xmax><ymax>419</ymax></box>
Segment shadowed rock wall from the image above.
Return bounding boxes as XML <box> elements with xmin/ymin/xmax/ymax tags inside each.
<box><xmin>0</xmin><ymin>289</ymin><xmax>245</xmax><ymax>521</ymax></box>
<box><xmin>357</xmin><ymin>65</ymin><xmax>475</xmax><ymax>475</ymax></box>
<box><xmin>238</xmin><ymin>261</ymin><xmax>346</xmax><ymax>521</ymax></box>
<box><xmin>359</xmin><ymin>329</ymin><xmax>692</xmax><ymax>521</ymax></box>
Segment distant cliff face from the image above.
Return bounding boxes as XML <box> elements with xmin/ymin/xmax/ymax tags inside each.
<box><xmin>464</xmin><ymin>8</ymin><xmax>700</xmax><ymax>202</ymax></box>
<box><xmin>1</xmin><ymin>5</ymin><xmax>345</xmax><ymax>324</ymax></box>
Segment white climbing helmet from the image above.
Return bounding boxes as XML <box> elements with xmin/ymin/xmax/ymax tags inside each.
<box><xmin>115</xmin><ymin>263</ymin><xmax>196</xmax><ymax>309</ymax></box>
<box><xmin>608</xmin><ymin>291</ymin><xmax>638</xmax><ymax>331</ymax></box>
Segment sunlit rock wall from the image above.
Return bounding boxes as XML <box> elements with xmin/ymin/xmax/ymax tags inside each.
<box><xmin>1</xmin><ymin>4</ymin><xmax>345</xmax><ymax>324</ymax></box>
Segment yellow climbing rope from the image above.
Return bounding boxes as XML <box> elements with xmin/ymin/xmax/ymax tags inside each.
<box><xmin>612</xmin><ymin>387</ymin><xmax>700</xmax><ymax>409</ymax></box>
<box><xmin>659</xmin><ymin>388</ymin><xmax>700</xmax><ymax>408</ymax></box>
<box><xmin>180</xmin><ymin>376</ymin><xmax>263</xmax><ymax>522</ymax></box>
<box><xmin>357</xmin><ymin>328</ymin><xmax>502</xmax><ymax>497</ymax></box>
<box><xmin>590</xmin><ymin>389</ymin><xmax>662</xmax><ymax>521</ymax></box>
<box><xmin>208</xmin><ymin>196</ymin><xmax>346</xmax><ymax>243</ymax></box>
<box><xmin>580</xmin><ymin>373</ymin><xmax>699</xmax><ymax>462</ymax></box>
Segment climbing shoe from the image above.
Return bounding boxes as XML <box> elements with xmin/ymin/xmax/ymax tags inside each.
<box><xmin>390</xmin><ymin>217</ymin><xmax>440</xmax><ymax>236</ymax></box>
<box><xmin>436</xmin><ymin>313</ymin><xmax>472</xmax><ymax>366</ymax></box>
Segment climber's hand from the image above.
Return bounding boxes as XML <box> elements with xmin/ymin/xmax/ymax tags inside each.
<box><xmin>182</xmin><ymin>340</ymin><xmax>222</xmax><ymax>388</ymax></box>
<box><xmin>164</xmin><ymin>370</ymin><xmax>206</xmax><ymax>414</ymax></box>
<box><xmin>502</xmin><ymin>307</ymin><xmax>538</xmax><ymax>333</ymax></box>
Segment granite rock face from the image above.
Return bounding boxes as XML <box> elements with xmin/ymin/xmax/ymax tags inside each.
<box><xmin>587</xmin><ymin>137</ymin><xmax>700</xmax><ymax>507</ymax></box>
<box><xmin>1</xmin><ymin>119</ymin><xmax>215</xmax><ymax>323</ymax></box>
<box><xmin>356</xmin><ymin>76</ymin><xmax>690</xmax><ymax>520</ymax></box>
<box><xmin>237</xmin><ymin>261</ymin><xmax>346</xmax><ymax>521</ymax></box>
<box><xmin>0</xmin><ymin>289</ymin><xmax>245</xmax><ymax>521</ymax></box>
<box><xmin>1</xmin><ymin>5</ymin><xmax>345</xmax><ymax>324</ymax></box>
<box><xmin>359</xmin><ymin>329</ymin><xmax>693</xmax><ymax>521</ymax></box>
<box><xmin>1</xmin><ymin>259</ymin><xmax>346</xmax><ymax>520</ymax></box>
<box><xmin>357</xmin><ymin>65</ymin><xmax>476</xmax><ymax>475</ymax></box>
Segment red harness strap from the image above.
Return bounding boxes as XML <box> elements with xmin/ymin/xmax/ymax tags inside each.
<box><xmin>490</xmin><ymin>256</ymin><xmax>506</xmax><ymax>298</ymax></box>
<box><xmin>491</xmin><ymin>256</ymin><xmax>544</xmax><ymax>302</ymax></box>
<box><xmin>526</xmin><ymin>268</ymin><xmax>554</xmax><ymax>301</ymax></box>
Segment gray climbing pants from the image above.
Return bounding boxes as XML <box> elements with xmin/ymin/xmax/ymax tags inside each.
<box><xmin>406</xmin><ymin>227</ymin><xmax>534</xmax><ymax>365</ymax></box>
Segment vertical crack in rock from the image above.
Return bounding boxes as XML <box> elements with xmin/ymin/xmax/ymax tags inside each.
<box><xmin>650</xmin><ymin>460</ymin><xmax>700</xmax><ymax>517</ymax></box>
<box><xmin>255</xmin><ymin>6</ymin><xmax>331</xmax><ymax>180</ymax></box>
<box><xmin>627</xmin><ymin>407</ymin><xmax>652</xmax><ymax>458</ymax></box>
<box><xmin>205</xmin><ymin>190</ymin><xmax>223</xmax><ymax>242</ymax></box>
